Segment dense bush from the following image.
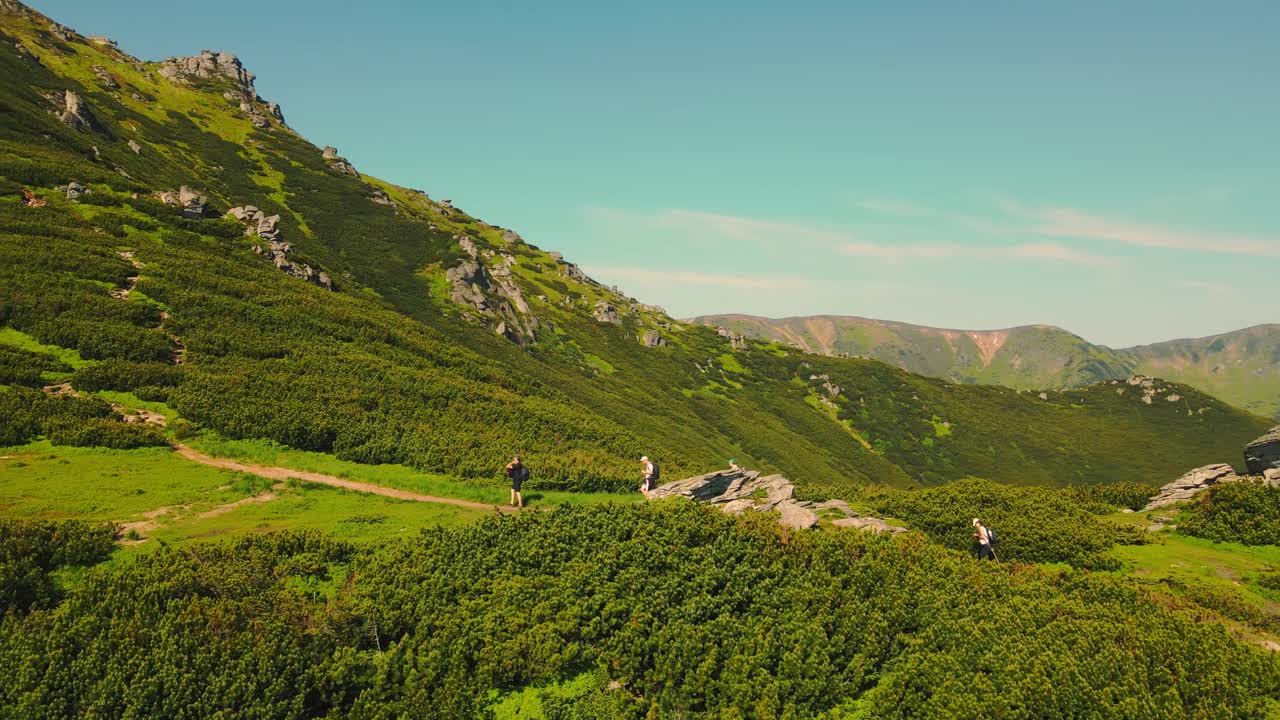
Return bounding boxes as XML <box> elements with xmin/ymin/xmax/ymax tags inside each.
<box><xmin>0</xmin><ymin>507</ymin><xmax>1276</xmax><ymax>719</ymax></box>
<box><xmin>865</xmin><ymin>478</ymin><xmax>1144</xmax><ymax>568</ymax></box>
<box><xmin>0</xmin><ymin>518</ymin><xmax>116</xmax><ymax>614</ymax></box>
<box><xmin>0</xmin><ymin>344</ymin><xmax>68</xmax><ymax>388</ymax></box>
<box><xmin>71</xmin><ymin>359</ymin><xmax>185</xmax><ymax>392</ymax></box>
<box><xmin>1068</xmin><ymin>481</ymin><xmax>1158</xmax><ymax>512</ymax></box>
<box><xmin>0</xmin><ymin>385</ymin><xmax>164</xmax><ymax>448</ymax></box>
<box><xmin>1179</xmin><ymin>480</ymin><xmax>1280</xmax><ymax>546</ymax></box>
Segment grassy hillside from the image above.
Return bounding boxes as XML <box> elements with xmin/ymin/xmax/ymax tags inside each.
<box><xmin>0</xmin><ymin>0</ymin><xmax>1271</xmax><ymax>502</ymax></box>
<box><xmin>695</xmin><ymin>314</ymin><xmax>1280</xmax><ymax>419</ymax></box>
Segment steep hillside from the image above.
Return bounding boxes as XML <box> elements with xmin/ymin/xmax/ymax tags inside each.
<box><xmin>0</xmin><ymin>1</ymin><xmax>1271</xmax><ymax>494</ymax></box>
<box><xmin>695</xmin><ymin>314</ymin><xmax>1280</xmax><ymax>419</ymax></box>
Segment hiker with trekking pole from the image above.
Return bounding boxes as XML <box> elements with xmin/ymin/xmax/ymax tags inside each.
<box><xmin>973</xmin><ymin>517</ymin><xmax>998</xmax><ymax>561</ymax></box>
<box><xmin>640</xmin><ymin>455</ymin><xmax>659</xmax><ymax>495</ymax></box>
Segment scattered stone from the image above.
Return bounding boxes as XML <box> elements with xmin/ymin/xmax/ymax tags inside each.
<box><xmin>458</xmin><ymin>235</ymin><xmax>477</xmax><ymax>258</ymax></box>
<box><xmin>21</xmin><ymin>189</ymin><xmax>46</xmax><ymax>207</ymax></box>
<box><xmin>227</xmin><ymin>204</ymin><xmax>332</xmax><ymax>290</ymax></box>
<box><xmin>59</xmin><ymin>89</ymin><xmax>94</xmax><ymax>130</ymax></box>
<box><xmin>640</xmin><ymin>330</ymin><xmax>665</xmax><ymax>348</ymax></box>
<box><xmin>127</xmin><ymin>139</ymin><xmax>141</xmax><ymax>154</ymax></box>
<box><xmin>90</xmin><ymin>64</ymin><xmax>119</xmax><ymax>89</ymax></box>
<box><xmin>86</xmin><ymin>35</ymin><xmax>116</xmax><ymax>47</ymax></box>
<box><xmin>64</xmin><ymin>181</ymin><xmax>86</xmax><ymax>201</ymax></box>
<box><xmin>716</xmin><ymin>326</ymin><xmax>749</xmax><ymax>350</ymax></box>
<box><xmin>1244</xmin><ymin>426</ymin><xmax>1280</xmax><ymax>475</ymax></box>
<box><xmin>501</xmin><ymin>229</ymin><xmax>521</xmax><ymax>245</ymax></box>
<box><xmin>1143</xmin><ymin>463</ymin><xmax>1241</xmax><ymax>511</ymax></box>
<box><xmin>369</xmin><ymin>189</ymin><xmax>395</xmax><ymax>208</ymax></box>
<box><xmin>821</xmin><ymin>381</ymin><xmax>842</xmax><ymax>398</ymax></box>
<box><xmin>48</xmin><ymin>21</ymin><xmax>73</xmax><ymax>42</ymax></box>
<box><xmin>1038</xmin><ymin>392</ymin><xmax>1049</xmax><ymax>400</ymax></box>
<box><xmin>593</xmin><ymin>300</ymin><xmax>621</xmax><ymax>325</ymax></box>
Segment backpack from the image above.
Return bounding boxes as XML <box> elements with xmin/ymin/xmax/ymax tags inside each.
<box><xmin>518</xmin><ymin>464</ymin><xmax>531</xmax><ymax>482</ymax></box>
<box><xmin>985</xmin><ymin>527</ymin><xmax>996</xmax><ymax>545</ymax></box>
<box><xmin>649</xmin><ymin>461</ymin><xmax>659</xmax><ymax>482</ymax></box>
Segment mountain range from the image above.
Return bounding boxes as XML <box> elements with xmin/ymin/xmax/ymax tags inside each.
<box><xmin>0</xmin><ymin>0</ymin><xmax>1271</xmax><ymax>498</ymax></box>
<box><xmin>692</xmin><ymin>315</ymin><xmax>1280</xmax><ymax>420</ymax></box>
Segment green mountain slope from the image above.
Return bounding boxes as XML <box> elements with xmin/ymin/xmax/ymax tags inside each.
<box><xmin>0</xmin><ymin>1</ymin><xmax>1271</xmax><ymax>493</ymax></box>
<box><xmin>694</xmin><ymin>314</ymin><xmax>1280</xmax><ymax>419</ymax></box>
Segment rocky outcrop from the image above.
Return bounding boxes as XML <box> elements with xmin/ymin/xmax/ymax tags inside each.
<box><xmin>1244</xmin><ymin>426</ymin><xmax>1280</xmax><ymax>475</ymax></box>
<box><xmin>159</xmin><ymin>50</ymin><xmax>255</xmax><ymax>94</ymax></box>
<box><xmin>1264</xmin><ymin>468</ymin><xmax>1280</xmax><ymax>486</ymax></box>
<box><xmin>127</xmin><ymin>139</ymin><xmax>141</xmax><ymax>154</ymax></box>
<box><xmin>369</xmin><ymin>189</ymin><xmax>396</xmax><ymax>208</ymax></box>
<box><xmin>59</xmin><ymin>89</ymin><xmax>94</xmax><ymax>130</ymax></box>
<box><xmin>227</xmin><ymin>205</ymin><xmax>332</xmax><ymax>290</ymax></box>
<box><xmin>457</xmin><ymin>235</ymin><xmax>477</xmax><ymax>259</ymax></box>
<box><xmin>1143</xmin><ymin>463</ymin><xmax>1241</xmax><ymax>511</ymax></box>
<box><xmin>91</xmin><ymin>64</ymin><xmax>119</xmax><ymax>89</ymax></box>
<box><xmin>446</xmin><ymin>260</ymin><xmax>491</xmax><ymax>310</ymax></box>
<box><xmin>321</xmin><ymin>146</ymin><xmax>359</xmax><ymax>177</ymax></box>
<box><xmin>156</xmin><ymin>186</ymin><xmax>206</xmax><ymax>219</ymax></box>
<box><xmin>716</xmin><ymin>326</ymin><xmax>748</xmax><ymax>350</ymax></box>
<box><xmin>593</xmin><ymin>300</ymin><xmax>620</xmax><ymax>325</ymax></box>
<box><xmin>444</xmin><ymin>255</ymin><xmax>536</xmax><ymax>342</ymax></box>
<box><xmin>641</xmin><ymin>330</ymin><xmax>665</xmax><ymax>348</ymax></box>
<box><xmin>647</xmin><ymin>469</ymin><xmax>905</xmax><ymax>533</ymax></box>
<box><xmin>64</xmin><ymin>181</ymin><xmax>86</xmax><ymax>201</ymax></box>
<box><xmin>501</xmin><ymin>229</ymin><xmax>521</xmax><ymax>245</ymax></box>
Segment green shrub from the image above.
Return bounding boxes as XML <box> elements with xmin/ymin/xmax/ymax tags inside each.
<box><xmin>47</xmin><ymin>417</ymin><xmax>169</xmax><ymax>449</ymax></box>
<box><xmin>0</xmin><ymin>518</ymin><xmax>116</xmax><ymax>613</ymax></box>
<box><xmin>867</xmin><ymin>478</ymin><xmax>1139</xmax><ymax>568</ymax></box>
<box><xmin>1179</xmin><ymin>480</ymin><xmax>1280</xmax><ymax>546</ymax></box>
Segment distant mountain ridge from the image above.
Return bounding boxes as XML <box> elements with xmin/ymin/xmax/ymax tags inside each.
<box><xmin>691</xmin><ymin>315</ymin><xmax>1280</xmax><ymax>419</ymax></box>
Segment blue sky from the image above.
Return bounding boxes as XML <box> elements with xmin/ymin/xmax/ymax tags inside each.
<box><xmin>47</xmin><ymin>0</ymin><xmax>1279</xmax><ymax>346</ymax></box>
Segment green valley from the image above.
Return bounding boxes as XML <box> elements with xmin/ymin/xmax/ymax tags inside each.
<box><xmin>1</xmin><ymin>2</ymin><xmax>1278</xmax><ymax>718</ymax></box>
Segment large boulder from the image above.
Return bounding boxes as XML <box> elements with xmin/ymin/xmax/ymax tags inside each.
<box><xmin>1143</xmin><ymin>463</ymin><xmax>1240</xmax><ymax>511</ymax></box>
<box><xmin>59</xmin><ymin>89</ymin><xmax>94</xmax><ymax>130</ymax></box>
<box><xmin>1244</xmin><ymin>426</ymin><xmax>1280</xmax><ymax>475</ymax></box>
<box><xmin>647</xmin><ymin>468</ymin><xmax>901</xmax><ymax>533</ymax></box>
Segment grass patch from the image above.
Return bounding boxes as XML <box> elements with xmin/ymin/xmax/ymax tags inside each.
<box><xmin>0</xmin><ymin>328</ymin><xmax>93</xmax><ymax>370</ymax></box>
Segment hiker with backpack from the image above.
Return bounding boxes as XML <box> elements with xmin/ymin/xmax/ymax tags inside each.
<box><xmin>640</xmin><ymin>455</ymin><xmax>659</xmax><ymax>494</ymax></box>
<box><xmin>505</xmin><ymin>455</ymin><xmax>530</xmax><ymax>509</ymax></box>
<box><xmin>972</xmin><ymin>518</ymin><xmax>997</xmax><ymax>561</ymax></box>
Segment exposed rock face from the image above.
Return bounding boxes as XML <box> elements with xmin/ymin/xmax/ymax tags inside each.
<box><xmin>457</xmin><ymin>235</ymin><xmax>477</xmax><ymax>258</ymax></box>
<box><xmin>64</xmin><ymin>181</ymin><xmax>86</xmax><ymax>201</ymax></box>
<box><xmin>593</xmin><ymin>300</ymin><xmax>620</xmax><ymax>325</ymax></box>
<box><xmin>177</xmin><ymin>186</ymin><xmax>206</xmax><ymax>218</ymax></box>
<box><xmin>321</xmin><ymin>146</ymin><xmax>359</xmax><ymax>177</ymax></box>
<box><xmin>444</xmin><ymin>254</ymin><xmax>535</xmax><ymax>342</ymax></box>
<box><xmin>159</xmin><ymin>50</ymin><xmax>255</xmax><ymax>94</ymax></box>
<box><xmin>227</xmin><ymin>204</ymin><xmax>332</xmax><ymax>290</ymax></box>
<box><xmin>647</xmin><ymin>468</ymin><xmax>905</xmax><ymax>533</ymax></box>
<box><xmin>1264</xmin><ymin>468</ymin><xmax>1280</xmax><ymax>486</ymax></box>
<box><xmin>446</xmin><ymin>260</ymin><xmax>491</xmax><ymax>310</ymax></box>
<box><xmin>369</xmin><ymin>189</ymin><xmax>396</xmax><ymax>208</ymax></box>
<box><xmin>641</xmin><ymin>330</ymin><xmax>665</xmax><ymax>348</ymax></box>
<box><xmin>716</xmin><ymin>326</ymin><xmax>748</xmax><ymax>350</ymax></box>
<box><xmin>59</xmin><ymin>89</ymin><xmax>93</xmax><ymax>130</ymax></box>
<box><xmin>561</xmin><ymin>262</ymin><xmax>593</xmax><ymax>285</ymax></box>
<box><xmin>1244</xmin><ymin>426</ymin><xmax>1280</xmax><ymax>475</ymax></box>
<box><xmin>501</xmin><ymin>229</ymin><xmax>521</xmax><ymax>245</ymax></box>
<box><xmin>91</xmin><ymin>64</ymin><xmax>118</xmax><ymax>89</ymax></box>
<box><xmin>1143</xmin><ymin>463</ymin><xmax>1241</xmax><ymax>511</ymax></box>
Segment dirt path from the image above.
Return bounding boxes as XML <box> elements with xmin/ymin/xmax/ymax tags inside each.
<box><xmin>173</xmin><ymin>444</ymin><xmax>511</xmax><ymax>512</ymax></box>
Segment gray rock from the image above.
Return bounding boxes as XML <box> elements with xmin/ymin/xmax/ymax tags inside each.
<box><xmin>127</xmin><ymin>139</ymin><xmax>141</xmax><ymax>154</ymax></box>
<box><xmin>716</xmin><ymin>326</ymin><xmax>748</xmax><ymax>350</ymax></box>
<box><xmin>91</xmin><ymin>65</ymin><xmax>119</xmax><ymax>89</ymax></box>
<box><xmin>1143</xmin><ymin>463</ymin><xmax>1241</xmax><ymax>510</ymax></box>
<box><xmin>322</xmin><ymin>146</ymin><xmax>339</xmax><ymax>159</ymax></box>
<box><xmin>776</xmin><ymin>501</ymin><xmax>819</xmax><ymax>530</ymax></box>
<box><xmin>159</xmin><ymin>50</ymin><xmax>255</xmax><ymax>94</ymax></box>
<box><xmin>640</xmin><ymin>330</ymin><xmax>665</xmax><ymax>348</ymax></box>
<box><xmin>1244</xmin><ymin>426</ymin><xmax>1280</xmax><ymax>475</ymax></box>
<box><xmin>1264</xmin><ymin>468</ymin><xmax>1280</xmax><ymax>487</ymax></box>
<box><xmin>501</xmin><ymin>229</ymin><xmax>521</xmax><ymax>245</ymax></box>
<box><xmin>458</xmin><ymin>235</ymin><xmax>477</xmax><ymax>258</ymax></box>
<box><xmin>593</xmin><ymin>301</ymin><xmax>621</xmax><ymax>325</ymax></box>
<box><xmin>177</xmin><ymin>185</ymin><xmax>206</xmax><ymax>218</ymax></box>
<box><xmin>64</xmin><ymin>181</ymin><xmax>86</xmax><ymax>201</ymax></box>
<box><xmin>369</xmin><ymin>189</ymin><xmax>396</xmax><ymax>208</ymax></box>
<box><xmin>266</xmin><ymin>102</ymin><xmax>284</xmax><ymax>122</ymax></box>
<box><xmin>59</xmin><ymin>89</ymin><xmax>93</xmax><ymax>130</ymax></box>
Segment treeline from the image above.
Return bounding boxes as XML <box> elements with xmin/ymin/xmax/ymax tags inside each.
<box><xmin>1</xmin><ymin>508</ymin><xmax>1276</xmax><ymax>718</ymax></box>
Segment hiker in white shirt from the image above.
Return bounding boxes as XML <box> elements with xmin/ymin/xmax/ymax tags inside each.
<box><xmin>972</xmin><ymin>518</ymin><xmax>995</xmax><ymax>561</ymax></box>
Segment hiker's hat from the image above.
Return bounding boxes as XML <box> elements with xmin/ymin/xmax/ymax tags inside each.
<box><xmin>641</xmin><ymin>455</ymin><xmax>649</xmax><ymax>461</ymax></box>
<box><xmin>972</xmin><ymin>518</ymin><xmax>980</xmax><ymax>526</ymax></box>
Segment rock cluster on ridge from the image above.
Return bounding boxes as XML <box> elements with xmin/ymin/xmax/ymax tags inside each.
<box><xmin>1142</xmin><ymin>463</ymin><xmax>1240</xmax><ymax>511</ymax></box>
<box><xmin>647</xmin><ymin>468</ymin><xmax>906</xmax><ymax>533</ymax></box>
<box><xmin>227</xmin><ymin>204</ymin><xmax>333</xmax><ymax>290</ymax></box>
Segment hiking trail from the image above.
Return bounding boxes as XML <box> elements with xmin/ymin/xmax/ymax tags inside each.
<box><xmin>173</xmin><ymin>444</ymin><xmax>512</xmax><ymax>512</ymax></box>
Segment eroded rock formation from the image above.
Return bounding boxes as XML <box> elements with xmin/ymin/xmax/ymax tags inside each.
<box><xmin>647</xmin><ymin>468</ymin><xmax>907</xmax><ymax>533</ymax></box>
<box><xmin>227</xmin><ymin>204</ymin><xmax>333</xmax><ymax>290</ymax></box>
<box><xmin>1245</xmin><ymin>426</ymin><xmax>1280</xmax><ymax>475</ymax></box>
<box><xmin>1143</xmin><ymin>463</ymin><xmax>1240</xmax><ymax>511</ymax></box>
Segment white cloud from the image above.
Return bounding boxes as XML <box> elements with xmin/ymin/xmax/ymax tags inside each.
<box><xmin>1032</xmin><ymin>207</ymin><xmax>1280</xmax><ymax>257</ymax></box>
<box><xmin>839</xmin><ymin>240</ymin><xmax>1110</xmax><ymax>265</ymax></box>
